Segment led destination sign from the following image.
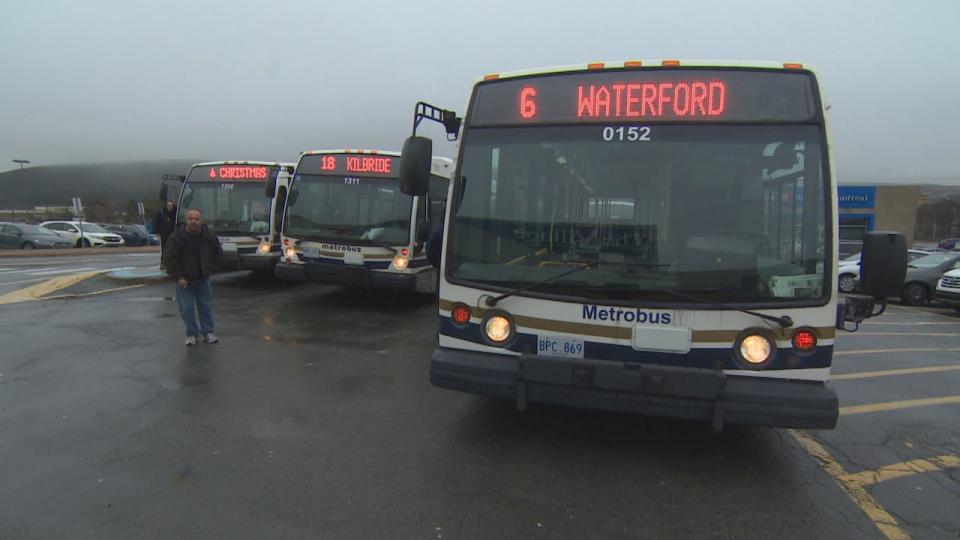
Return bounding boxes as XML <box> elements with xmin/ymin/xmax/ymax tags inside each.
<box><xmin>297</xmin><ymin>153</ymin><xmax>399</xmax><ymax>177</ymax></box>
<box><xmin>470</xmin><ymin>69</ymin><xmax>818</xmax><ymax>126</ymax></box>
<box><xmin>188</xmin><ymin>165</ymin><xmax>274</xmax><ymax>182</ymax></box>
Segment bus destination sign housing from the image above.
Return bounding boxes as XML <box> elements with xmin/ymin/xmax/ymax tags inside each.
<box><xmin>189</xmin><ymin>165</ymin><xmax>275</xmax><ymax>182</ymax></box>
<box><xmin>469</xmin><ymin>68</ymin><xmax>819</xmax><ymax>126</ymax></box>
<box><xmin>297</xmin><ymin>153</ymin><xmax>399</xmax><ymax>178</ymax></box>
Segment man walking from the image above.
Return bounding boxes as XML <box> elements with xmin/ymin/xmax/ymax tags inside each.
<box><xmin>163</xmin><ymin>208</ymin><xmax>222</xmax><ymax>346</ymax></box>
<box><xmin>152</xmin><ymin>201</ymin><xmax>178</xmax><ymax>269</ymax></box>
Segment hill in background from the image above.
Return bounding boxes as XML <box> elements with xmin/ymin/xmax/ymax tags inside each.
<box><xmin>0</xmin><ymin>160</ymin><xmax>196</xmax><ymax>222</ymax></box>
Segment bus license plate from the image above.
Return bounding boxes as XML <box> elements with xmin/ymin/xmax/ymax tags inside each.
<box><xmin>221</xmin><ymin>242</ymin><xmax>237</xmax><ymax>252</ymax></box>
<box><xmin>538</xmin><ymin>336</ymin><xmax>585</xmax><ymax>359</ymax></box>
<box><xmin>303</xmin><ymin>246</ymin><xmax>319</xmax><ymax>259</ymax></box>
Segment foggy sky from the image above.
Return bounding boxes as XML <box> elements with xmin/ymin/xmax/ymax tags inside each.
<box><xmin>1</xmin><ymin>0</ymin><xmax>958</xmax><ymax>184</ymax></box>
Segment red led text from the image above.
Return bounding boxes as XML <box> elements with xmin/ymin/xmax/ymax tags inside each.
<box><xmin>346</xmin><ymin>156</ymin><xmax>392</xmax><ymax>174</ymax></box>
<box><xmin>520</xmin><ymin>86</ymin><xmax>537</xmax><ymax>119</ymax></box>
<box><xmin>217</xmin><ymin>166</ymin><xmax>268</xmax><ymax>180</ymax></box>
<box><xmin>576</xmin><ymin>80</ymin><xmax>727</xmax><ymax>119</ymax></box>
<box><xmin>321</xmin><ymin>156</ymin><xmax>337</xmax><ymax>171</ymax></box>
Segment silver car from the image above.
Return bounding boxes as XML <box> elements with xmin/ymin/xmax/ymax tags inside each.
<box><xmin>0</xmin><ymin>222</ymin><xmax>73</xmax><ymax>249</ymax></box>
<box><xmin>901</xmin><ymin>252</ymin><xmax>960</xmax><ymax>305</ymax></box>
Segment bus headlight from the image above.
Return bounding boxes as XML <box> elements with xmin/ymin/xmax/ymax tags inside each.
<box><xmin>734</xmin><ymin>331</ymin><xmax>776</xmax><ymax>368</ymax></box>
<box><xmin>259</xmin><ymin>242</ymin><xmax>271</xmax><ymax>254</ymax></box>
<box><xmin>393</xmin><ymin>255</ymin><xmax>409</xmax><ymax>270</ymax></box>
<box><xmin>483</xmin><ymin>314</ymin><xmax>513</xmax><ymax>345</ymax></box>
<box><xmin>285</xmin><ymin>247</ymin><xmax>296</xmax><ymax>260</ymax></box>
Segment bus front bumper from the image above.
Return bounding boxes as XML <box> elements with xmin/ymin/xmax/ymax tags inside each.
<box><xmin>239</xmin><ymin>253</ymin><xmax>280</xmax><ymax>273</ymax></box>
<box><xmin>430</xmin><ymin>347</ymin><xmax>838</xmax><ymax>430</ymax></box>
<box><xmin>218</xmin><ymin>250</ymin><xmax>242</xmax><ymax>271</ymax></box>
<box><xmin>297</xmin><ymin>262</ymin><xmax>417</xmax><ymax>290</ymax></box>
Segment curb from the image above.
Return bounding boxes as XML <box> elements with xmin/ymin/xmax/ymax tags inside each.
<box><xmin>104</xmin><ymin>266</ymin><xmax>170</xmax><ymax>283</ymax></box>
<box><xmin>0</xmin><ymin>246</ymin><xmax>161</xmax><ymax>259</ymax></box>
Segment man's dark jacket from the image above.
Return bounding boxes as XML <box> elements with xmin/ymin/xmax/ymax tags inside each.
<box><xmin>163</xmin><ymin>224</ymin><xmax>222</xmax><ymax>283</ymax></box>
<box><xmin>152</xmin><ymin>205</ymin><xmax>178</xmax><ymax>242</ymax></box>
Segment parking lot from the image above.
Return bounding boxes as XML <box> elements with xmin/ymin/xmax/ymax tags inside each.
<box><xmin>1</xmin><ymin>252</ymin><xmax>958</xmax><ymax>539</ymax></box>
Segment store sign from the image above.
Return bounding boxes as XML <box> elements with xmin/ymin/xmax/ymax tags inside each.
<box><xmin>838</xmin><ymin>186</ymin><xmax>876</xmax><ymax>209</ymax></box>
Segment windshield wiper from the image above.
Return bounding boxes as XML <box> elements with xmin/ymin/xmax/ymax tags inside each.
<box><xmin>484</xmin><ymin>263</ymin><xmax>792</xmax><ymax>328</ymax></box>
<box><xmin>484</xmin><ymin>261</ymin><xmax>598</xmax><ymax>307</ymax></box>
<box><xmin>630</xmin><ymin>287</ymin><xmax>793</xmax><ymax>328</ymax></box>
<box><xmin>484</xmin><ymin>259</ymin><xmax>669</xmax><ymax>307</ymax></box>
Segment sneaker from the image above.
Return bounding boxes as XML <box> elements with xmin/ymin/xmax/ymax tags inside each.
<box><xmin>185</xmin><ymin>336</ymin><xmax>197</xmax><ymax>346</ymax></box>
<box><xmin>204</xmin><ymin>333</ymin><xmax>219</xmax><ymax>344</ymax></box>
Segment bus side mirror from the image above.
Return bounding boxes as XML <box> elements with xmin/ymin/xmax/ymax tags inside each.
<box><xmin>400</xmin><ymin>136</ymin><xmax>432</xmax><ymax>196</ymax></box>
<box><xmin>860</xmin><ymin>231</ymin><xmax>907</xmax><ymax>300</ymax></box>
<box><xmin>265</xmin><ymin>175</ymin><xmax>277</xmax><ymax>198</ymax></box>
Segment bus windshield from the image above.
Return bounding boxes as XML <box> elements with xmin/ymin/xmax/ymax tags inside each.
<box><xmin>178</xmin><ymin>182</ymin><xmax>270</xmax><ymax>236</ymax></box>
<box><xmin>448</xmin><ymin>124</ymin><xmax>828</xmax><ymax>305</ymax></box>
<box><xmin>285</xmin><ymin>175</ymin><xmax>412</xmax><ymax>246</ymax></box>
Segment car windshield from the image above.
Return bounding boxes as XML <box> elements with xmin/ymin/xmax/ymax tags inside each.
<box><xmin>910</xmin><ymin>253</ymin><xmax>959</xmax><ymax>268</ymax></box>
<box><xmin>19</xmin><ymin>225</ymin><xmax>58</xmax><ymax>235</ymax></box>
<box><xmin>842</xmin><ymin>253</ymin><xmax>861</xmax><ymax>262</ymax></box>
<box><xmin>77</xmin><ymin>223</ymin><xmax>107</xmax><ymax>233</ymax></box>
<box><xmin>449</xmin><ymin>124</ymin><xmax>828</xmax><ymax>304</ymax></box>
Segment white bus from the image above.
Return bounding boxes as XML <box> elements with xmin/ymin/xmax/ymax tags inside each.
<box><xmin>275</xmin><ymin>150</ymin><xmax>451</xmax><ymax>293</ymax></box>
<box><xmin>399</xmin><ymin>61</ymin><xmax>904</xmax><ymax>430</ymax></box>
<box><xmin>166</xmin><ymin>161</ymin><xmax>294</xmax><ymax>274</ymax></box>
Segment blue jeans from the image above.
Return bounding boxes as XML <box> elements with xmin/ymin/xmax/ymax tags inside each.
<box><xmin>175</xmin><ymin>278</ymin><xmax>214</xmax><ymax>337</ymax></box>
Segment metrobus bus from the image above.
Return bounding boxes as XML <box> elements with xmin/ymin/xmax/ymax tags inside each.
<box><xmin>398</xmin><ymin>60</ymin><xmax>904</xmax><ymax>430</ymax></box>
<box><xmin>164</xmin><ymin>161</ymin><xmax>295</xmax><ymax>274</ymax></box>
<box><xmin>274</xmin><ymin>150</ymin><xmax>451</xmax><ymax>293</ymax></box>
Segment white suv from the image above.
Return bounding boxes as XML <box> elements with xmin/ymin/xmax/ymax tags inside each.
<box><xmin>935</xmin><ymin>267</ymin><xmax>960</xmax><ymax>312</ymax></box>
<box><xmin>40</xmin><ymin>221</ymin><xmax>125</xmax><ymax>248</ymax></box>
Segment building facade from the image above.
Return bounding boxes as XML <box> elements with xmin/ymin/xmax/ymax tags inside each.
<box><xmin>838</xmin><ymin>186</ymin><xmax>919</xmax><ymax>247</ymax></box>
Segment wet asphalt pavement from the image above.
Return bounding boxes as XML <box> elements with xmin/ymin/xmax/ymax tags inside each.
<box><xmin>0</xmin><ymin>261</ymin><xmax>958</xmax><ymax>539</ymax></box>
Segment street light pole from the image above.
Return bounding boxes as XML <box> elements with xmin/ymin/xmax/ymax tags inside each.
<box><xmin>11</xmin><ymin>160</ymin><xmax>31</xmax><ymax>220</ymax></box>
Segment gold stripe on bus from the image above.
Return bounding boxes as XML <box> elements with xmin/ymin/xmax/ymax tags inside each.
<box><xmin>439</xmin><ymin>299</ymin><xmax>835</xmax><ymax>342</ymax></box>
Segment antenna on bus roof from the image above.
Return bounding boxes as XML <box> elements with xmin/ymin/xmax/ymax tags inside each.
<box><xmin>412</xmin><ymin>101</ymin><xmax>461</xmax><ymax>141</ymax></box>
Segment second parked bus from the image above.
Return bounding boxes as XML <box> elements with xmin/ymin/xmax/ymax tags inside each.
<box><xmin>275</xmin><ymin>150</ymin><xmax>451</xmax><ymax>293</ymax></box>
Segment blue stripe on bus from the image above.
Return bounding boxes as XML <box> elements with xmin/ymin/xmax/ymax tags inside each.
<box><xmin>439</xmin><ymin>316</ymin><xmax>832</xmax><ymax>371</ymax></box>
<box><xmin>299</xmin><ymin>257</ymin><xmax>392</xmax><ymax>270</ymax></box>
<box><xmin>297</xmin><ymin>256</ymin><xmax>433</xmax><ymax>270</ymax></box>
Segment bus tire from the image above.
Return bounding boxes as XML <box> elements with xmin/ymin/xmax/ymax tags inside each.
<box><xmin>901</xmin><ymin>283</ymin><xmax>928</xmax><ymax>306</ymax></box>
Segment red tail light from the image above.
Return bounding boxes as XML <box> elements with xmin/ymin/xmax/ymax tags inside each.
<box><xmin>451</xmin><ymin>305</ymin><xmax>472</xmax><ymax>325</ymax></box>
<box><xmin>792</xmin><ymin>329</ymin><xmax>817</xmax><ymax>351</ymax></box>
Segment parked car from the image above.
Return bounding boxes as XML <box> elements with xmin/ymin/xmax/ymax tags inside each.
<box><xmin>0</xmin><ymin>222</ymin><xmax>73</xmax><ymax>249</ymax></box>
<box><xmin>838</xmin><ymin>240</ymin><xmax>863</xmax><ymax>260</ymax></box>
<box><xmin>103</xmin><ymin>223</ymin><xmax>151</xmax><ymax>246</ymax></box>
<box><xmin>900</xmin><ymin>252</ymin><xmax>960</xmax><ymax>305</ymax></box>
<box><xmin>39</xmin><ymin>221</ymin><xmax>125</xmax><ymax>248</ymax></box>
<box><xmin>936</xmin><ymin>238</ymin><xmax>960</xmax><ymax>251</ymax></box>
<box><xmin>934</xmin><ymin>267</ymin><xmax>960</xmax><ymax>312</ymax></box>
<box><xmin>837</xmin><ymin>249</ymin><xmax>929</xmax><ymax>293</ymax></box>
<box><xmin>128</xmin><ymin>223</ymin><xmax>160</xmax><ymax>246</ymax></box>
